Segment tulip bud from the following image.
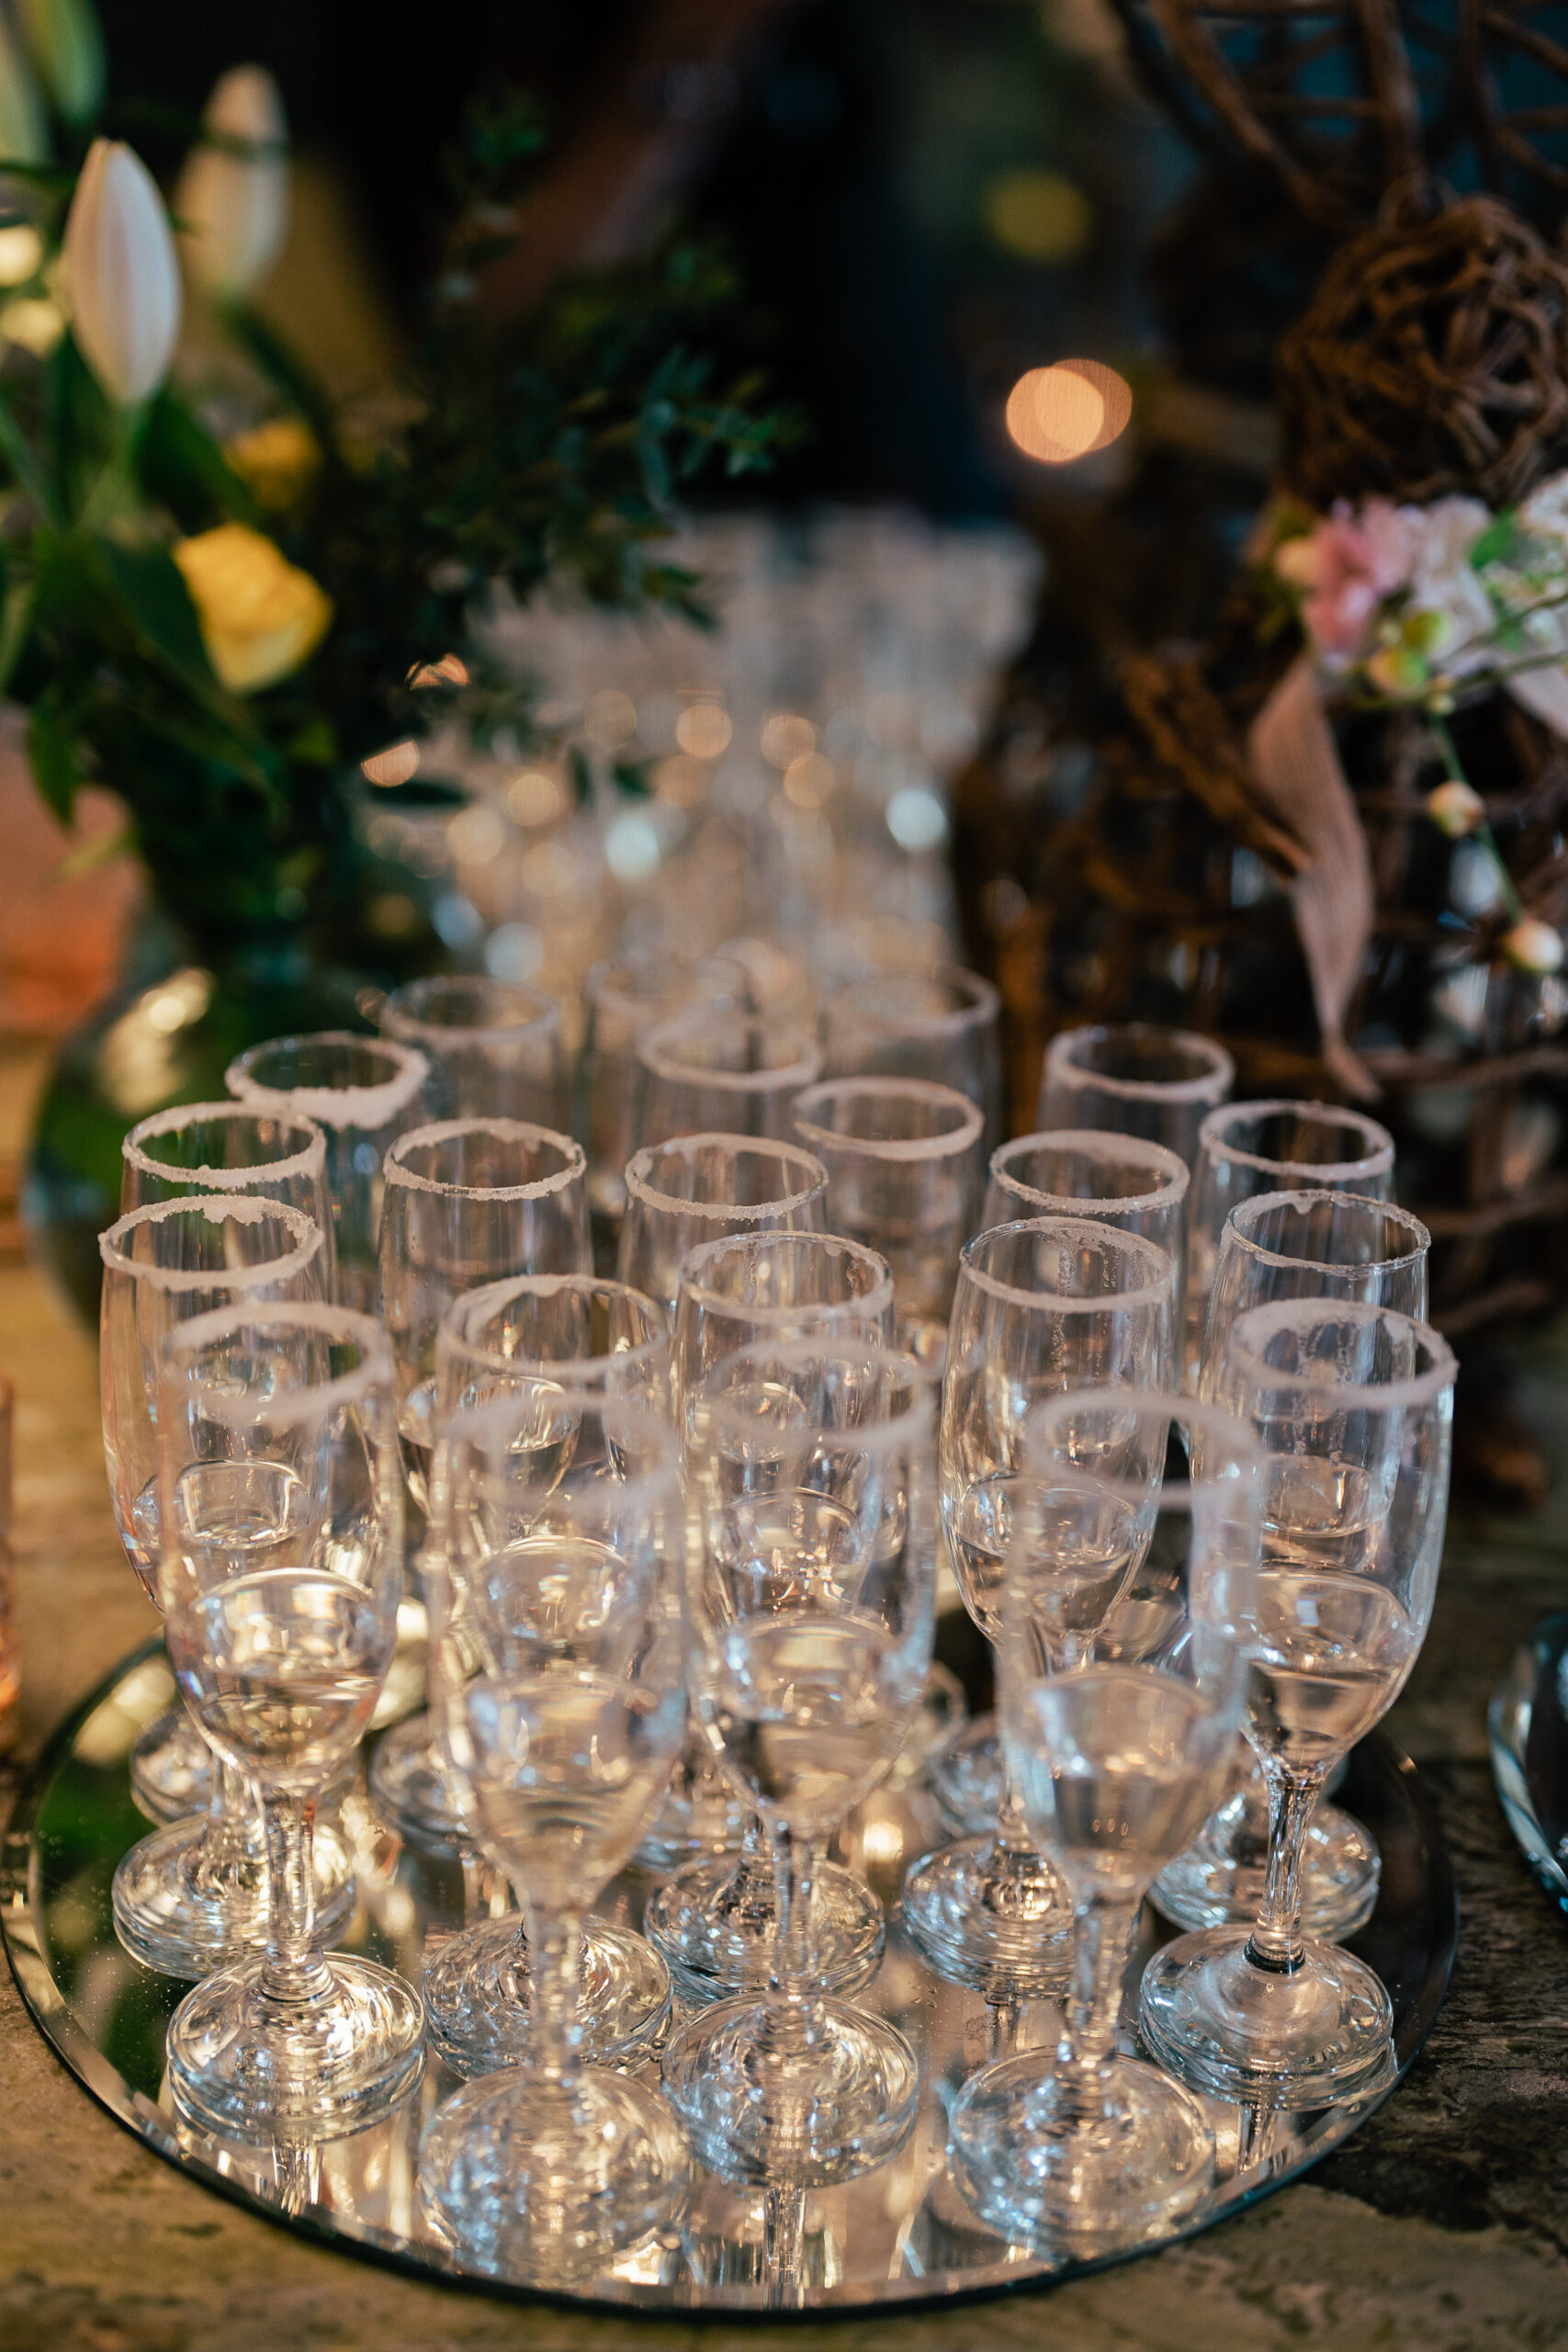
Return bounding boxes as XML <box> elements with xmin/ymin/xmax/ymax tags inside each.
<box><xmin>175</xmin><ymin>66</ymin><xmax>288</xmax><ymax>300</ymax></box>
<box><xmin>17</xmin><ymin>0</ymin><xmax>104</xmax><ymax>125</ymax></box>
<box><xmin>0</xmin><ymin>13</ymin><xmax>47</xmax><ymax>163</ymax></box>
<box><xmin>62</xmin><ymin>139</ymin><xmax>182</xmax><ymax>405</ymax></box>
<box><xmin>1427</xmin><ymin>780</ymin><xmax>1484</xmax><ymax>839</ymax></box>
<box><xmin>1503</xmin><ymin>917</ymin><xmax>1564</xmax><ymax>976</ymax></box>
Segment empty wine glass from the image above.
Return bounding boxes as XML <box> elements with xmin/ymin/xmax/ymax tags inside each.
<box><xmin>1140</xmin><ymin>1299</ymin><xmax>1456</xmax><ymax>2109</ymax></box>
<box><xmin>661</xmin><ymin>1340</ymin><xmax>935</xmax><ymax>2185</ymax></box>
<box><xmin>616</xmin><ymin>1133</ymin><xmax>829</xmax><ymax>1319</ymax></box>
<box><xmin>635</xmin><ymin>1011</ymin><xmax>822</xmax><ymax>1150</ymax></box>
<box><xmin>792</xmin><ymin>1077</ymin><xmax>985</xmax><ymax>1365</ymax></box>
<box><xmin>644</xmin><ymin>1230</ymin><xmax>896</xmax><ymax>2003</ymax></box>
<box><xmin>119</xmin><ymin>1103</ymin><xmax>335</xmax><ymax>1826</ymax></box>
<box><xmin>417</xmin><ymin>1273</ymin><xmax>679</xmax><ymax>2076</ymax></box>
<box><xmin>900</xmin><ymin>1216</ymin><xmax>1177</xmax><ymax>1992</ymax></box>
<box><xmin>99</xmin><ymin>1198</ymin><xmax>352</xmax><ymax>1978</ymax></box>
<box><xmin>950</xmin><ymin>1389</ymin><xmax>1262</xmax><ymax>2247</ymax></box>
<box><xmin>226</xmin><ymin>1032</ymin><xmax>429</xmax><ymax>1313</ymax></box>
<box><xmin>160</xmin><ymin>1300</ymin><xmax>425</xmax><ymax>2136</ymax></box>
<box><xmin>1038</xmin><ymin>1023</ymin><xmax>1234</xmax><ymax>1170</ymax></box>
<box><xmin>378</xmin><ymin>975</ymin><xmax>570</xmax><ymax>1129</ymax></box>
<box><xmin>580</xmin><ymin>952</ymin><xmax>746</xmax><ymax>1240</ymax></box>
<box><xmin>1183</xmin><ymin>1102</ymin><xmax>1395</xmax><ymax>1388</ymax></box>
<box><xmin>1155</xmin><ymin>1190</ymin><xmax>1431</xmax><ymax>1939</ymax></box>
<box><xmin>820</xmin><ymin>965</ymin><xmax>1002</xmax><ymax>1147</ymax></box>
<box><xmin>417</xmin><ymin>1393</ymin><xmax>689</xmax><ymax>2282</ymax></box>
<box><xmin>370</xmin><ymin>1119</ymin><xmax>592</xmax><ymax>1849</ymax></box>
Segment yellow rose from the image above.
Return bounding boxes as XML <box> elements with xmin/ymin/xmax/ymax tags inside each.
<box><xmin>173</xmin><ymin>522</ymin><xmax>332</xmax><ymax>694</ymax></box>
<box><xmin>223</xmin><ymin>415</ymin><xmax>321</xmax><ymax>512</ymax></box>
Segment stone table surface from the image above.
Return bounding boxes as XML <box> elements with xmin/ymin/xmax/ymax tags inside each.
<box><xmin>0</xmin><ymin>1252</ymin><xmax>1565</xmax><ymax>2352</ymax></box>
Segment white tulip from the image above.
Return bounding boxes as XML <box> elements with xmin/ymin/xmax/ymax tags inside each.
<box><xmin>175</xmin><ymin>65</ymin><xmax>288</xmax><ymax>300</ymax></box>
<box><xmin>0</xmin><ymin>12</ymin><xmax>47</xmax><ymax>163</ymax></box>
<box><xmin>62</xmin><ymin>138</ymin><xmax>182</xmax><ymax>405</ymax></box>
<box><xmin>17</xmin><ymin>0</ymin><xmax>104</xmax><ymax>125</ymax></box>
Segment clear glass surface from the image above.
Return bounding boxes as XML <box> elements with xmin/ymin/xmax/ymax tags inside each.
<box><xmin>121</xmin><ymin>1102</ymin><xmax>335</xmax><ymax>1298</ymax></box>
<box><xmin>379</xmin><ymin>975</ymin><xmax>570</xmax><ymax>1130</ymax></box>
<box><xmin>819</xmin><ymin>965</ymin><xmax>1002</xmax><ymax>1147</ymax></box>
<box><xmin>1037</xmin><ymin>1023</ymin><xmax>1234</xmax><ymax>1170</ymax></box>
<box><xmin>792</xmin><ymin>1077</ymin><xmax>985</xmax><ymax>1365</ymax></box>
<box><xmin>951</xmin><ymin>1390</ymin><xmax>1262</xmax><ymax>2249</ymax></box>
<box><xmin>901</xmin><ymin>1216</ymin><xmax>1177</xmax><ymax>1993</ymax></box>
<box><xmin>157</xmin><ymin>1303</ymin><xmax>425</xmax><ymax>2135</ymax></box>
<box><xmin>226</xmin><ymin>1031</ymin><xmax>430</xmax><ymax>1313</ymax></box>
<box><xmin>634</xmin><ymin>1011</ymin><xmax>822</xmax><ymax>1152</ymax></box>
<box><xmin>580</xmin><ymin>951</ymin><xmax>746</xmax><ymax>1238</ymax></box>
<box><xmin>1182</xmin><ymin>1102</ymin><xmax>1395</xmax><ymax>1389</ymax></box>
<box><xmin>616</xmin><ymin>1133</ymin><xmax>829</xmax><ymax>1319</ymax></box>
<box><xmin>1140</xmin><ymin>1301</ymin><xmax>1455</xmax><ymax>2109</ymax></box>
<box><xmin>418</xmin><ymin>1392</ymin><xmax>688</xmax><ymax>2281</ymax></box>
<box><xmin>661</xmin><ymin>1340</ymin><xmax>934</xmax><ymax>2187</ymax></box>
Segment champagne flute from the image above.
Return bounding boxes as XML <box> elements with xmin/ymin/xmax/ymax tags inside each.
<box><xmin>1139</xmin><ymin>1299</ymin><xmax>1456</xmax><ymax>2109</ymax></box>
<box><xmin>1038</xmin><ymin>1023</ymin><xmax>1233</xmax><ymax>1170</ymax></box>
<box><xmin>378</xmin><ymin>975</ymin><xmax>570</xmax><ymax>1129</ymax></box>
<box><xmin>99</xmin><ymin>1198</ymin><xmax>350</xmax><ymax>1979</ymax></box>
<box><xmin>417</xmin><ymin>1393</ymin><xmax>689</xmax><ymax>2282</ymax></box>
<box><xmin>661</xmin><ymin>1340</ymin><xmax>935</xmax><ymax>2185</ymax></box>
<box><xmin>820</xmin><ymin>965</ymin><xmax>1002</xmax><ymax>1147</ymax></box>
<box><xmin>900</xmin><ymin>1216</ymin><xmax>1177</xmax><ymax>1992</ymax></box>
<box><xmin>950</xmin><ymin>1388</ymin><xmax>1262</xmax><ymax>2246</ymax></box>
<box><xmin>226</xmin><ymin>1031</ymin><xmax>429</xmax><ymax>1313</ymax></box>
<box><xmin>418</xmin><ymin>1272</ymin><xmax>678</xmax><ymax>2076</ymax></box>
<box><xmin>634</xmin><ymin>1011</ymin><xmax>822</xmax><ymax>1150</ymax></box>
<box><xmin>616</xmin><ymin>1133</ymin><xmax>828</xmax><ymax>1319</ymax></box>
<box><xmin>580</xmin><ymin>951</ymin><xmax>746</xmax><ymax>1245</ymax></box>
<box><xmin>370</xmin><ymin>1118</ymin><xmax>592</xmax><ymax>1849</ymax></box>
<box><xmin>160</xmin><ymin>1300</ymin><xmax>425</xmax><ymax>2136</ymax></box>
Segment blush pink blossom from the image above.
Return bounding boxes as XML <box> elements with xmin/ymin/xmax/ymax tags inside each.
<box><xmin>1275</xmin><ymin>499</ymin><xmax>1416</xmax><ymax>666</ymax></box>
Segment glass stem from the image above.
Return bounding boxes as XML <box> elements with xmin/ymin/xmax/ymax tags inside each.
<box><xmin>763</xmin><ymin>2184</ymin><xmax>807</xmax><ymax>2307</ymax></box>
<box><xmin>994</xmin><ymin>1767</ymin><xmax>1034</xmax><ymax>1860</ymax></box>
<box><xmin>1245</xmin><ymin>1763</ymin><xmax>1325</xmax><ymax>1976</ymax></box>
<box><xmin>767</xmin><ymin>1825</ymin><xmax>825</xmax><ymax>2049</ymax></box>
<box><xmin>1057</xmin><ymin>1892</ymin><xmax>1135</xmax><ymax>2102</ymax></box>
<box><xmin>259</xmin><ymin>1792</ymin><xmax>331</xmax><ymax>2005</ymax></box>
<box><xmin>526</xmin><ymin>1908</ymin><xmax>582</xmax><ymax>2090</ymax></box>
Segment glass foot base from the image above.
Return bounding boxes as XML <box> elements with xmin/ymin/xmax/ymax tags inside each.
<box><xmin>112</xmin><ymin>1815</ymin><xmax>355</xmax><ymax>1980</ymax></box>
<box><xmin>422</xmin><ymin>1916</ymin><xmax>671</xmax><ymax>2075</ymax></box>
<box><xmin>1151</xmin><ymin>1796</ymin><xmax>1380</xmax><ymax>1938</ymax></box>
<box><xmin>949</xmin><ymin>2050</ymin><xmax>1214</xmax><ymax>2248</ymax></box>
<box><xmin>900</xmin><ymin>1836</ymin><xmax>1070</xmax><ymax>1995</ymax></box>
<box><xmin>167</xmin><ymin>1951</ymin><xmax>426</xmax><ymax>2139</ymax></box>
<box><xmin>420</xmin><ymin>2066</ymin><xmax>690</xmax><ymax>2286</ymax></box>
<box><xmin>367</xmin><ymin>1714</ymin><xmax>468</xmax><ymax>1859</ymax></box>
<box><xmin>930</xmin><ymin>1714</ymin><xmax>1001</xmax><ymax>1838</ymax></box>
<box><xmin>130</xmin><ymin>1709</ymin><xmax>213</xmax><ymax>1826</ymax></box>
<box><xmin>1138</xmin><ymin>1925</ymin><xmax>1397</xmax><ymax>2110</ymax></box>
<box><xmin>642</xmin><ymin>1853</ymin><xmax>883</xmax><ymax>2007</ymax></box>
<box><xmin>662</xmin><ymin>1995</ymin><xmax>919</xmax><ymax>2187</ymax></box>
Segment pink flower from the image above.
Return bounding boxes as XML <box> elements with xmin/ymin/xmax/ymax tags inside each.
<box><xmin>1275</xmin><ymin>499</ymin><xmax>1416</xmax><ymax>667</ymax></box>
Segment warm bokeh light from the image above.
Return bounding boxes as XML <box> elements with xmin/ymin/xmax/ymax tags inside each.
<box><xmin>361</xmin><ymin>738</ymin><xmax>420</xmax><ymax>786</ymax></box>
<box><xmin>761</xmin><ymin>710</ymin><xmax>816</xmax><ymax>769</ymax></box>
<box><xmin>983</xmin><ymin>169</ymin><xmax>1092</xmax><ymax>265</ymax></box>
<box><xmin>1005</xmin><ymin>360</ymin><xmax>1132</xmax><ymax>463</ymax></box>
<box><xmin>675</xmin><ymin>696</ymin><xmax>732</xmax><ymax>758</ymax></box>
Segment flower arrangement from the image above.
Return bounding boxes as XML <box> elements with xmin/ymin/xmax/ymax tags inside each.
<box><xmin>1267</xmin><ymin>484</ymin><xmax>1568</xmax><ymax>972</ymax></box>
<box><xmin>0</xmin><ymin>18</ymin><xmax>791</xmax><ymax>969</ymax></box>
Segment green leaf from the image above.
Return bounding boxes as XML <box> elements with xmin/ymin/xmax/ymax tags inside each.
<box><xmin>96</xmin><ymin>537</ymin><xmax>215</xmax><ymax>694</ymax></box>
<box><xmin>1469</xmin><ymin>509</ymin><xmax>1519</xmax><ymax>572</ymax></box>
<box><xmin>139</xmin><ymin>393</ymin><xmax>258</xmax><ymax>530</ymax></box>
<box><xmin>28</xmin><ymin>687</ymin><xmax>80</xmax><ymax>822</ymax></box>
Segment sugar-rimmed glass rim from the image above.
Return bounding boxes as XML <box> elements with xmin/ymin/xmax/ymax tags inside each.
<box><xmin>440</xmin><ymin>1272</ymin><xmax>669</xmax><ymax>1391</ymax></box>
<box><xmin>957</xmin><ymin>1215</ymin><xmax>1177</xmax><ymax>1318</ymax></box>
<box><xmin>162</xmin><ymin>1296</ymin><xmax>393</xmax><ymax>1425</ymax></box>
<box><xmin>1045</xmin><ymin>1022</ymin><xmax>1235</xmax><ymax>1105</ymax></box>
<box><xmin>1223</xmin><ymin>1187</ymin><xmax>1430</xmax><ymax>1276</ymax></box>
<box><xmin>988</xmin><ymin>1128</ymin><xmax>1190</xmax><ymax>1218</ymax></box>
<box><xmin>122</xmin><ymin>1101</ymin><xmax>328</xmax><ymax>1194</ymax></box>
<box><xmin>623</xmin><ymin>1132</ymin><xmax>829</xmax><ymax>1223</ymax></box>
<box><xmin>99</xmin><ymin>1194</ymin><xmax>325</xmax><ymax>1294</ymax></box>
<box><xmin>384</xmin><ymin>1117</ymin><xmax>586</xmax><ymax>1203</ymax></box>
<box><xmin>1197</xmin><ymin>1099</ymin><xmax>1395</xmax><ymax>1186</ymax></box>
<box><xmin>677</xmin><ymin>1227</ymin><xmax>896</xmax><ymax>1328</ymax></box>
<box><xmin>226</xmin><ymin>1030</ymin><xmax>429</xmax><ymax>1130</ymax></box>
<box><xmin>1224</xmin><ymin>1296</ymin><xmax>1458</xmax><ymax>1411</ymax></box>
<box><xmin>379</xmin><ymin>975</ymin><xmax>561</xmax><ymax>1047</ymax></box>
<box><xmin>793</xmin><ymin>1077</ymin><xmax>985</xmax><ymax>1163</ymax></box>
<box><xmin>638</xmin><ymin>1012</ymin><xmax>823</xmax><ymax>1092</ymax></box>
<box><xmin>828</xmin><ymin>963</ymin><xmax>1000</xmax><ymax>1040</ymax></box>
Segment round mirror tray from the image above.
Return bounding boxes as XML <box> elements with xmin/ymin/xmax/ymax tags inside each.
<box><xmin>1491</xmin><ymin>1610</ymin><xmax>1568</xmax><ymax>1913</ymax></box>
<box><xmin>3</xmin><ymin>1642</ymin><xmax>1457</xmax><ymax>2315</ymax></box>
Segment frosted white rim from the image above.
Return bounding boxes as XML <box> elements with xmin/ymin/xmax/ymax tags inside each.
<box><xmin>988</xmin><ymin>1129</ymin><xmax>1190</xmax><ymax>1217</ymax></box>
<box><xmin>384</xmin><ymin>1118</ymin><xmax>586</xmax><ymax>1202</ymax></box>
<box><xmin>793</xmin><ymin>1078</ymin><xmax>984</xmax><ymax>1163</ymax></box>
<box><xmin>1198</xmin><ymin>1099</ymin><xmax>1395</xmax><ymax>1185</ymax></box>
<box><xmin>1045</xmin><ymin>1023</ymin><xmax>1235</xmax><ymax>1105</ymax></box>
<box><xmin>441</xmin><ymin>1272</ymin><xmax>669</xmax><ymax>1387</ymax></box>
<box><xmin>380</xmin><ymin>977</ymin><xmax>560</xmax><ymax>1048</ymax></box>
<box><xmin>1224</xmin><ymin>1188</ymin><xmax>1430</xmax><ymax>1274</ymax></box>
<box><xmin>828</xmin><ymin>964</ymin><xmax>1000</xmax><ymax>1040</ymax></box>
<box><xmin>162</xmin><ymin>1298</ymin><xmax>392</xmax><ymax>1425</ymax></box>
<box><xmin>98</xmin><ymin>1195</ymin><xmax>325</xmax><ymax>1294</ymax></box>
<box><xmin>638</xmin><ymin>1013</ymin><xmax>823</xmax><ymax>1093</ymax></box>
<box><xmin>122</xmin><ymin>1102</ymin><xmax>327</xmax><ymax>1193</ymax></box>
<box><xmin>623</xmin><ymin>1133</ymin><xmax>829</xmax><ymax>1224</ymax></box>
<box><xmin>226</xmin><ymin>1031</ymin><xmax>429</xmax><ymax>1130</ymax></box>
<box><xmin>957</xmin><ymin>1215</ymin><xmax>1176</xmax><ymax>1317</ymax></box>
<box><xmin>1224</xmin><ymin>1297</ymin><xmax>1457</xmax><ymax>1410</ymax></box>
<box><xmin>698</xmin><ymin>1338</ymin><xmax>933</xmax><ymax>1453</ymax></box>
<box><xmin>677</xmin><ymin>1229</ymin><xmax>896</xmax><ymax>1328</ymax></box>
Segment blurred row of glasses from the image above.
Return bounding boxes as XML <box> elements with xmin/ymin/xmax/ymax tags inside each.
<box><xmin>93</xmin><ymin>996</ymin><xmax>1454</xmax><ymax>2278</ymax></box>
